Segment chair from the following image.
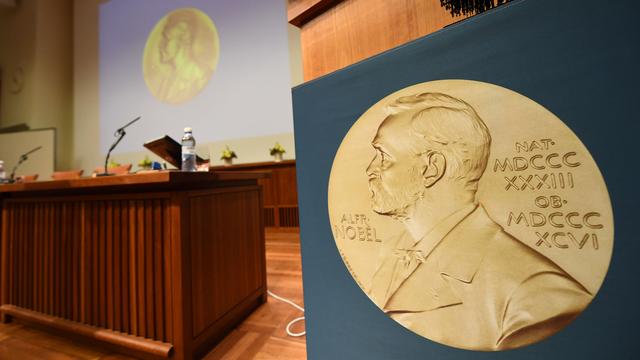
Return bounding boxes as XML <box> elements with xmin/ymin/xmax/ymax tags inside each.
<box><xmin>93</xmin><ymin>163</ymin><xmax>132</xmax><ymax>176</ymax></box>
<box><xmin>51</xmin><ymin>169</ymin><xmax>84</xmax><ymax>180</ymax></box>
<box><xmin>17</xmin><ymin>174</ymin><xmax>39</xmax><ymax>183</ymax></box>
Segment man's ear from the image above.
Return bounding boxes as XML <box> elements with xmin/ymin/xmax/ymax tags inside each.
<box><xmin>421</xmin><ymin>152</ymin><xmax>446</xmax><ymax>188</ymax></box>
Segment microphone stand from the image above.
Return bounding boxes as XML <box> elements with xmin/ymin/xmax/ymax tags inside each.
<box><xmin>98</xmin><ymin>116</ymin><xmax>141</xmax><ymax>177</ymax></box>
<box><xmin>7</xmin><ymin>146</ymin><xmax>42</xmax><ymax>184</ymax></box>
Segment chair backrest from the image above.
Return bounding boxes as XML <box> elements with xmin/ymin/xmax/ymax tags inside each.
<box><xmin>93</xmin><ymin>163</ymin><xmax>132</xmax><ymax>176</ymax></box>
<box><xmin>51</xmin><ymin>169</ymin><xmax>84</xmax><ymax>180</ymax></box>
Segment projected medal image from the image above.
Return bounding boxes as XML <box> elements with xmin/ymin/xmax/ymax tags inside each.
<box><xmin>143</xmin><ymin>8</ymin><xmax>220</xmax><ymax>104</ymax></box>
<box><xmin>328</xmin><ymin>80</ymin><xmax>613</xmax><ymax>351</ymax></box>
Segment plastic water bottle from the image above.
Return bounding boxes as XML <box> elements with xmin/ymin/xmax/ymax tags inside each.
<box><xmin>181</xmin><ymin>127</ymin><xmax>197</xmax><ymax>172</ymax></box>
<box><xmin>0</xmin><ymin>160</ymin><xmax>6</xmax><ymax>180</ymax></box>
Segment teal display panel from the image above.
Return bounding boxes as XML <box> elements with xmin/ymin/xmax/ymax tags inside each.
<box><xmin>292</xmin><ymin>0</ymin><xmax>639</xmax><ymax>358</ymax></box>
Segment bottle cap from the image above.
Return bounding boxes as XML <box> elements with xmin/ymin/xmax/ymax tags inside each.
<box><xmin>184</xmin><ymin>127</ymin><xmax>192</xmax><ymax>132</ymax></box>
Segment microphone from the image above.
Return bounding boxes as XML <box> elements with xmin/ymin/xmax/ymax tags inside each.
<box><xmin>98</xmin><ymin>116</ymin><xmax>142</xmax><ymax>177</ymax></box>
<box><xmin>8</xmin><ymin>146</ymin><xmax>42</xmax><ymax>183</ymax></box>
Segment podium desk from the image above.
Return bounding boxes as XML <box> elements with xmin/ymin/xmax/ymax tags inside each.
<box><xmin>0</xmin><ymin>171</ymin><xmax>267</xmax><ymax>360</ymax></box>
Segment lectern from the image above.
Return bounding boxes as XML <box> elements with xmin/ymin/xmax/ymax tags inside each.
<box><xmin>0</xmin><ymin>171</ymin><xmax>267</xmax><ymax>359</ymax></box>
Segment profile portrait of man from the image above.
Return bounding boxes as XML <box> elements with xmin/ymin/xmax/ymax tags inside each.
<box><xmin>144</xmin><ymin>8</ymin><xmax>218</xmax><ymax>104</ymax></box>
<box><xmin>365</xmin><ymin>92</ymin><xmax>592</xmax><ymax>350</ymax></box>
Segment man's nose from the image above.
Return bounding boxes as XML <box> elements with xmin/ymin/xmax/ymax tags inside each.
<box><xmin>366</xmin><ymin>155</ymin><xmax>378</xmax><ymax>177</ymax></box>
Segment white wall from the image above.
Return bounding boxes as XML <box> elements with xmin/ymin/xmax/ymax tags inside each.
<box><xmin>0</xmin><ymin>129</ymin><xmax>55</xmax><ymax>179</ymax></box>
<box><xmin>0</xmin><ymin>0</ymin><xmax>37</xmax><ymax>128</ymax></box>
<box><xmin>1</xmin><ymin>0</ymin><xmax>302</xmax><ymax>174</ymax></box>
<box><xmin>73</xmin><ymin>0</ymin><xmax>303</xmax><ymax>173</ymax></box>
<box><xmin>0</xmin><ymin>0</ymin><xmax>72</xmax><ymax>170</ymax></box>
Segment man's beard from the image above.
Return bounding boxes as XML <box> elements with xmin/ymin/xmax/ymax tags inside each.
<box><xmin>368</xmin><ymin>178</ymin><xmax>423</xmax><ymax>220</ymax></box>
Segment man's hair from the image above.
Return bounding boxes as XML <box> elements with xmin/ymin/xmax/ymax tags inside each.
<box><xmin>385</xmin><ymin>92</ymin><xmax>491</xmax><ymax>190</ymax></box>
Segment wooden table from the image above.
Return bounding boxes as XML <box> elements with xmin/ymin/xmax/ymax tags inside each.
<box><xmin>0</xmin><ymin>171</ymin><xmax>267</xmax><ymax>360</ymax></box>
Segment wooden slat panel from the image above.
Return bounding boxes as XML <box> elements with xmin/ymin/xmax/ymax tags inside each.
<box><xmin>0</xmin><ymin>197</ymin><xmax>173</xmax><ymax>342</ymax></box>
<box><xmin>153</xmin><ymin>200</ymin><xmax>164</xmax><ymax>342</ymax></box>
<box><xmin>98</xmin><ymin>201</ymin><xmax>106</xmax><ymax>328</ymax></box>
<box><xmin>128</xmin><ymin>200</ymin><xmax>138</xmax><ymax>337</ymax></box>
<box><xmin>64</xmin><ymin>203</ymin><xmax>71</xmax><ymax>318</ymax></box>
<box><xmin>136</xmin><ymin>200</ymin><xmax>146</xmax><ymax>338</ymax></box>
<box><xmin>121</xmin><ymin>201</ymin><xmax>130</xmax><ymax>334</ymax></box>
<box><xmin>144</xmin><ymin>201</ymin><xmax>154</xmax><ymax>340</ymax></box>
<box><xmin>33</xmin><ymin>204</ymin><xmax>40</xmax><ymax>313</ymax></box>
<box><xmin>106</xmin><ymin>201</ymin><xmax>114</xmax><ymax>330</ymax></box>
<box><xmin>113</xmin><ymin>201</ymin><xmax>121</xmax><ymax>332</ymax></box>
<box><xmin>92</xmin><ymin>201</ymin><xmax>99</xmax><ymax>326</ymax></box>
<box><xmin>82</xmin><ymin>201</ymin><xmax>91</xmax><ymax>325</ymax></box>
<box><xmin>279</xmin><ymin>207</ymin><xmax>300</xmax><ymax>227</ymax></box>
<box><xmin>162</xmin><ymin>199</ymin><xmax>173</xmax><ymax>343</ymax></box>
<box><xmin>47</xmin><ymin>203</ymin><xmax>54</xmax><ymax>315</ymax></box>
<box><xmin>73</xmin><ymin>202</ymin><xmax>81</xmax><ymax>322</ymax></box>
<box><xmin>0</xmin><ymin>178</ymin><xmax>267</xmax><ymax>360</ymax></box>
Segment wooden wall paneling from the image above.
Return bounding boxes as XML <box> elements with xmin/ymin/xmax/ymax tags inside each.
<box><xmin>212</xmin><ymin>161</ymin><xmax>299</xmax><ymax>229</ymax></box>
<box><xmin>295</xmin><ymin>0</ymin><xmax>469</xmax><ymax>81</ymax></box>
<box><xmin>259</xmin><ymin>177</ymin><xmax>276</xmax><ymax>206</ymax></box>
<box><xmin>276</xmin><ymin>166</ymin><xmax>299</xmax><ymax>206</ymax></box>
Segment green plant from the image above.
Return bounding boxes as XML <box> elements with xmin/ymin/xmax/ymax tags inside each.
<box><xmin>138</xmin><ymin>155</ymin><xmax>152</xmax><ymax>168</ymax></box>
<box><xmin>220</xmin><ymin>145</ymin><xmax>237</xmax><ymax>160</ymax></box>
<box><xmin>108</xmin><ymin>159</ymin><xmax>121</xmax><ymax>168</ymax></box>
<box><xmin>269</xmin><ymin>142</ymin><xmax>286</xmax><ymax>156</ymax></box>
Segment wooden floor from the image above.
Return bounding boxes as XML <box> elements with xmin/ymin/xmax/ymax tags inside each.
<box><xmin>0</xmin><ymin>231</ymin><xmax>306</xmax><ymax>360</ymax></box>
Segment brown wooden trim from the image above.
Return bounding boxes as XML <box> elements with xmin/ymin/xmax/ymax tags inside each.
<box><xmin>287</xmin><ymin>0</ymin><xmax>343</xmax><ymax>27</ymax></box>
<box><xmin>0</xmin><ymin>171</ymin><xmax>267</xmax><ymax>195</ymax></box>
<box><xmin>211</xmin><ymin>159</ymin><xmax>296</xmax><ymax>171</ymax></box>
<box><xmin>0</xmin><ymin>305</ymin><xmax>173</xmax><ymax>357</ymax></box>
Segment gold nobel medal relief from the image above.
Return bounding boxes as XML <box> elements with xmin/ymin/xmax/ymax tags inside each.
<box><xmin>143</xmin><ymin>8</ymin><xmax>220</xmax><ymax>104</ymax></box>
<box><xmin>328</xmin><ymin>80</ymin><xmax>613</xmax><ymax>351</ymax></box>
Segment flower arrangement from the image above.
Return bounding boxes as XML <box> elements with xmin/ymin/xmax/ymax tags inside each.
<box><xmin>269</xmin><ymin>142</ymin><xmax>286</xmax><ymax>156</ymax></box>
<box><xmin>220</xmin><ymin>145</ymin><xmax>237</xmax><ymax>161</ymax></box>
<box><xmin>138</xmin><ymin>155</ymin><xmax>152</xmax><ymax>170</ymax></box>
